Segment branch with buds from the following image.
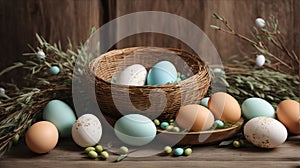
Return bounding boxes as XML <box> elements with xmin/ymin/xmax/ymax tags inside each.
<box><xmin>210</xmin><ymin>13</ymin><xmax>299</xmax><ymax>75</ymax></box>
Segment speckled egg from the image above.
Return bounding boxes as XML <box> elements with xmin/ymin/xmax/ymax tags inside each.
<box><xmin>43</xmin><ymin>100</ymin><xmax>76</xmax><ymax>138</ymax></box>
<box><xmin>72</xmin><ymin>114</ymin><xmax>102</xmax><ymax>147</ymax></box>
<box><xmin>208</xmin><ymin>92</ymin><xmax>241</xmax><ymax>123</ymax></box>
<box><xmin>116</xmin><ymin>64</ymin><xmax>147</xmax><ymax>86</ymax></box>
<box><xmin>277</xmin><ymin>99</ymin><xmax>300</xmax><ymax>134</ymax></box>
<box><xmin>114</xmin><ymin>114</ymin><xmax>156</xmax><ymax>146</ymax></box>
<box><xmin>244</xmin><ymin>117</ymin><xmax>288</xmax><ymax>148</ymax></box>
<box><xmin>147</xmin><ymin>61</ymin><xmax>177</xmax><ymax>85</ymax></box>
<box><xmin>242</xmin><ymin>98</ymin><xmax>275</xmax><ymax>120</ymax></box>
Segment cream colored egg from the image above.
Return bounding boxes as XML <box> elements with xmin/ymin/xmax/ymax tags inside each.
<box><xmin>72</xmin><ymin>114</ymin><xmax>102</xmax><ymax>147</ymax></box>
<box><xmin>116</xmin><ymin>64</ymin><xmax>147</xmax><ymax>86</ymax></box>
<box><xmin>244</xmin><ymin>117</ymin><xmax>287</xmax><ymax>148</ymax></box>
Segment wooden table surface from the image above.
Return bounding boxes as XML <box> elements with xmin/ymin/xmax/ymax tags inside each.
<box><xmin>0</xmin><ymin>135</ymin><xmax>299</xmax><ymax>168</ymax></box>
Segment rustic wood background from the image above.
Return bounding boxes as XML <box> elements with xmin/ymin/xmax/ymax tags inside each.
<box><xmin>0</xmin><ymin>0</ymin><xmax>299</xmax><ymax>83</ymax></box>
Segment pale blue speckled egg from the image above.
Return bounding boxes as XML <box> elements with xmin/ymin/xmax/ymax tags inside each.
<box><xmin>43</xmin><ymin>100</ymin><xmax>76</xmax><ymax>137</ymax></box>
<box><xmin>114</xmin><ymin>114</ymin><xmax>157</xmax><ymax>146</ymax></box>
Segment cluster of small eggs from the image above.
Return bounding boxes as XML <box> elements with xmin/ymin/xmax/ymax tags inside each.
<box><xmin>37</xmin><ymin>50</ymin><xmax>61</xmax><ymax>75</ymax></box>
<box><xmin>164</xmin><ymin>146</ymin><xmax>192</xmax><ymax>156</ymax></box>
<box><xmin>84</xmin><ymin>145</ymin><xmax>110</xmax><ymax>160</ymax></box>
<box><xmin>111</xmin><ymin>61</ymin><xmax>187</xmax><ymax>86</ymax></box>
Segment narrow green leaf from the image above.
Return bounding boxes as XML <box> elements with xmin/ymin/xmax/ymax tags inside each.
<box><xmin>219</xmin><ymin>140</ymin><xmax>233</xmax><ymax>147</ymax></box>
<box><xmin>0</xmin><ymin>62</ymin><xmax>24</xmax><ymax>76</ymax></box>
<box><xmin>116</xmin><ymin>154</ymin><xmax>127</xmax><ymax>162</ymax></box>
<box><xmin>212</xmin><ymin>13</ymin><xmax>224</xmax><ymax>21</ymax></box>
<box><xmin>210</xmin><ymin>25</ymin><xmax>221</xmax><ymax>30</ymax></box>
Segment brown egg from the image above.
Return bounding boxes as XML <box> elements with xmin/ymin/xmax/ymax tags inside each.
<box><xmin>277</xmin><ymin>99</ymin><xmax>300</xmax><ymax>134</ymax></box>
<box><xmin>208</xmin><ymin>92</ymin><xmax>241</xmax><ymax>122</ymax></box>
<box><xmin>25</xmin><ymin>121</ymin><xmax>59</xmax><ymax>154</ymax></box>
<box><xmin>175</xmin><ymin>104</ymin><xmax>214</xmax><ymax>131</ymax></box>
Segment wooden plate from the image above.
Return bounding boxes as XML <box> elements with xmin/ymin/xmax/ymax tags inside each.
<box><xmin>157</xmin><ymin>118</ymin><xmax>244</xmax><ymax>145</ymax></box>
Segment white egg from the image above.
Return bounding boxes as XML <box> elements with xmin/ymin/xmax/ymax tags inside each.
<box><xmin>255</xmin><ymin>18</ymin><xmax>266</xmax><ymax>28</ymax></box>
<box><xmin>72</xmin><ymin>114</ymin><xmax>102</xmax><ymax>147</ymax></box>
<box><xmin>116</xmin><ymin>64</ymin><xmax>147</xmax><ymax>86</ymax></box>
<box><xmin>244</xmin><ymin>117</ymin><xmax>287</xmax><ymax>148</ymax></box>
<box><xmin>256</xmin><ymin>54</ymin><xmax>265</xmax><ymax>67</ymax></box>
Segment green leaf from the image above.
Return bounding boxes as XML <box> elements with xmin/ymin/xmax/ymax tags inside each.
<box><xmin>210</xmin><ymin>25</ymin><xmax>221</xmax><ymax>30</ymax></box>
<box><xmin>212</xmin><ymin>13</ymin><xmax>224</xmax><ymax>21</ymax></box>
<box><xmin>0</xmin><ymin>62</ymin><xmax>24</xmax><ymax>76</ymax></box>
<box><xmin>219</xmin><ymin>140</ymin><xmax>233</xmax><ymax>147</ymax></box>
<box><xmin>116</xmin><ymin>154</ymin><xmax>127</xmax><ymax>162</ymax></box>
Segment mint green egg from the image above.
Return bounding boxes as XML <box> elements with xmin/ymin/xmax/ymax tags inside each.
<box><xmin>147</xmin><ymin>61</ymin><xmax>177</xmax><ymax>85</ymax></box>
<box><xmin>43</xmin><ymin>100</ymin><xmax>76</xmax><ymax>137</ymax></box>
<box><xmin>242</xmin><ymin>98</ymin><xmax>275</xmax><ymax>120</ymax></box>
<box><xmin>114</xmin><ymin>114</ymin><xmax>156</xmax><ymax>146</ymax></box>
<box><xmin>200</xmin><ymin>97</ymin><xmax>210</xmax><ymax>107</ymax></box>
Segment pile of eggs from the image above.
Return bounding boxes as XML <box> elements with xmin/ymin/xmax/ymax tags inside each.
<box><xmin>25</xmin><ymin>99</ymin><xmax>103</xmax><ymax>154</ymax></box>
<box><xmin>157</xmin><ymin>92</ymin><xmax>299</xmax><ymax>149</ymax></box>
<box><xmin>115</xmin><ymin>60</ymin><xmax>184</xmax><ymax>86</ymax></box>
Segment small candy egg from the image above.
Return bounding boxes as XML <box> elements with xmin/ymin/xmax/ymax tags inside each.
<box><xmin>242</xmin><ymin>97</ymin><xmax>275</xmax><ymax>120</ymax></box>
<box><xmin>0</xmin><ymin>87</ymin><xmax>5</xmax><ymax>94</ymax></box>
<box><xmin>120</xmin><ymin>146</ymin><xmax>129</xmax><ymax>154</ymax></box>
<box><xmin>208</xmin><ymin>92</ymin><xmax>241</xmax><ymax>123</ymax></box>
<box><xmin>176</xmin><ymin>104</ymin><xmax>214</xmax><ymax>131</ymax></box>
<box><xmin>72</xmin><ymin>114</ymin><xmax>102</xmax><ymax>147</ymax></box>
<box><xmin>214</xmin><ymin>120</ymin><xmax>224</xmax><ymax>128</ymax></box>
<box><xmin>101</xmin><ymin>151</ymin><xmax>109</xmax><ymax>159</ymax></box>
<box><xmin>37</xmin><ymin>50</ymin><xmax>46</xmax><ymax>60</ymax></box>
<box><xmin>244</xmin><ymin>117</ymin><xmax>287</xmax><ymax>148</ymax></box>
<box><xmin>160</xmin><ymin>122</ymin><xmax>169</xmax><ymax>130</ymax></box>
<box><xmin>174</xmin><ymin>148</ymin><xmax>184</xmax><ymax>156</ymax></box>
<box><xmin>116</xmin><ymin>64</ymin><xmax>147</xmax><ymax>86</ymax></box>
<box><xmin>88</xmin><ymin>151</ymin><xmax>98</xmax><ymax>159</ymax></box>
<box><xmin>184</xmin><ymin>148</ymin><xmax>192</xmax><ymax>156</ymax></box>
<box><xmin>277</xmin><ymin>100</ymin><xmax>300</xmax><ymax>134</ymax></box>
<box><xmin>43</xmin><ymin>100</ymin><xmax>76</xmax><ymax>137</ymax></box>
<box><xmin>164</xmin><ymin>146</ymin><xmax>172</xmax><ymax>154</ymax></box>
<box><xmin>95</xmin><ymin>145</ymin><xmax>103</xmax><ymax>153</ymax></box>
<box><xmin>153</xmin><ymin>119</ymin><xmax>160</xmax><ymax>126</ymax></box>
<box><xmin>256</xmin><ymin>54</ymin><xmax>265</xmax><ymax>67</ymax></box>
<box><xmin>255</xmin><ymin>18</ymin><xmax>266</xmax><ymax>28</ymax></box>
<box><xmin>50</xmin><ymin>66</ymin><xmax>60</xmax><ymax>75</ymax></box>
<box><xmin>147</xmin><ymin>61</ymin><xmax>177</xmax><ymax>85</ymax></box>
<box><xmin>200</xmin><ymin>97</ymin><xmax>210</xmax><ymax>107</ymax></box>
<box><xmin>25</xmin><ymin>121</ymin><xmax>59</xmax><ymax>154</ymax></box>
<box><xmin>114</xmin><ymin>114</ymin><xmax>156</xmax><ymax>146</ymax></box>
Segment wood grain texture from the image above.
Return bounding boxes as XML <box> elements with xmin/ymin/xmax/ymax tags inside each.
<box><xmin>0</xmin><ymin>135</ymin><xmax>299</xmax><ymax>168</ymax></box>
<box><xmin>112</xmin><ymin>0</ymin><xmax>298</xmax><ymax>60</ymax></box>
<box><xmin>0</xmin><ymin>0</ymin><xmax>102</xmax><ymax>83</ymax></box>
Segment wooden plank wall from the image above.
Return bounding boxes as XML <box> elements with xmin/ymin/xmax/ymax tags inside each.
<box><xmin>0</xmin><ymin>0</ymin><xmax>298</xmax><ymax>83</ymax></box>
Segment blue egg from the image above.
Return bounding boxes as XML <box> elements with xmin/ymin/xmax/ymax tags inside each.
<box><xmin>43</xmin><ymin>100</ymin><xmax>76</xmax><ymax>137</ymax></box>
<box><xmin>160</xmin><ymin>122</ymin><xmax>169</xmax><ymax>130</ymax></box>
<box><xmin>242</xmin><ymin>97</ymin><xmax>275</xmax><ymax>120</ymax></box>
<box><xmin>147</xmin><ymin>61</ymin><xmax>177</xmax><ymax>85</ymax></box>
<box><xmin>174</xmin><ymin>148</ymin><xmax>184</xmax><ymax>156</ymax></box>
<box><xmin>50</xmin><ymin>66</ymin><xmax>60</xmax><ymax>75</ymax></box>
<box><xmin>114</xmin><ymin>114</ymin><xmax>157</xmax><ymax>146</ymax></box>
<box><xmin>200</xmin><ymin>97</ymin><xmax>210</xmax><ymax>107</ymax></box>
<box><xmin>214</xmin><ymin>120</ymin><xmax>224</xmax><ymax>128</ymax></box>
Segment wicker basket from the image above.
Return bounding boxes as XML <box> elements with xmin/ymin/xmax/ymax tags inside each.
<box><xmin>88</xmin><ymin>47</ymin><xmax>210</xmax><ymax>123</ymax></box>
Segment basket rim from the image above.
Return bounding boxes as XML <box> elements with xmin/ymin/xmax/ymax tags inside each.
<box><xmin>88</xmin><ymin>46</ymin><xmax>210</xmax><ymax>89</ymax></box>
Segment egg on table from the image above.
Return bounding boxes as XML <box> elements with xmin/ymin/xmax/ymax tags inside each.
<box><xmin>244</xmin><ymin>116</ymin><xmax>287</xmax><ymax>148</ymax></box>
<box><xmin>43</xmin><ymin>100</ymin><xmax>77</xmax><ymax>138</ymax></box>
<box><xmin>25</xmin><ymin>121</ymin><xmax>59</xmax><ymax>154</ymax></box>
<box><xmin>242</xmin><ymin>97</ymin><xmax>275</xmax><ymax>120</ymax></box>
<box><xmin>175</xmin><ymin>104</ymin><xmax>214</xmax><ymax>131</ymax></box>
<box><xmin>147</xmin><ymin>61</ymin><xmax>177</xmax><ymax>85</ymax></box>
<box><xmin>208</xmin><ymin>92</ymin><xmax>241</xmax><ymax>123</ymax></box>
<box><xmin>114</xmin><ymin>114</ymin><xmax>156</xmax><ymax>146</ymax></box>
<box><xmin>116</xmin><ymin>64</ymin><xmax>147</xmax><ymax>86</ymax></box>
<box><xmin>72</xmin><ymin>114</ymin><xmax>102</xmax><ymax>147</ymax></box>
<box><xmin>276</xmin><ymin>99</ymin><xmax>300</xmax><ymax>134</ymax></box>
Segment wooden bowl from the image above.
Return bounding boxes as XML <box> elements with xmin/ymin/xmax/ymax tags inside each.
<box><xmin>157</xmin><ymin>118</ymin><xmax>244</xmax><ymax>145</ymax></box>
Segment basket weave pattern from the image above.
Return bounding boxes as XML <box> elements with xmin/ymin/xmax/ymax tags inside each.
<box><xmin>88</xmin><ymin>47</ymin><xmax>210</xmax><ymax>122</ymax></box>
